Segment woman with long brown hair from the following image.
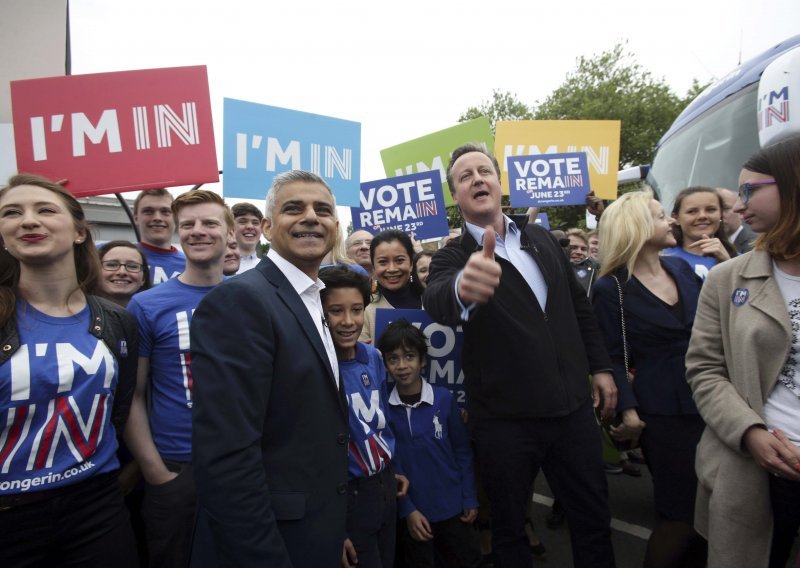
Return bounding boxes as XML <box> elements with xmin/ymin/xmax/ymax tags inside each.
<box><xmin>0</xmin><ymin>174</ymin><xmax>139</xmax><ymax>566</ymax></box>
<box><xmin>687</xmin><ymin>136</ymin><xmax>800</xmax><ymax>567</ymax></box>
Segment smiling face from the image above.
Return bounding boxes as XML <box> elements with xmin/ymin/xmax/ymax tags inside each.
<box><xmin>223</xmin><ymin>238</ymin><xmax>241</xmax><ymax>276</ymax></box>
<box><xmin>263</xmin><ymin>181</ymin><xmax>338</xmax><ymax>278</ymax></box>
<box><xmin>347</xmin><ymin>230</ymin><xmax>373</xmax><ymax>269</ymax></box>
<box><xmin>450</xmin><ymin>151</ymin><xmax>503</xmax><ymax>227</ymax></box>
<box><xmin>234</xmin><ymin>213</ymin><xmax>262</xmax><ymax>251</ymax></box>
<box><xmin>673</xmin><ymin>191</ymin><xmax>723</xmax><ymax>244</ymax></box>
<box><xmin>100</xmin><ymin>245</ymin><xmax>146</xmax><ymax>302</ymax></box>
<box><xmin>177</xmin><ymin>202</ymin><xmax>230</xmax><ymax>268</ymax></box>
<box><xmin>373</xmin><ymin>240</ymin><xmax>412</xmax><ymax>291</ymax></box>
<box><xmin>415</xmin><ymin>254</ymin><xmax>432</xmax><ymax>287</ymax></box>
<box><xmin>647</xmin><ymin>199</ymin><xmax>677</xmax><ymax>249</ymax></box>
<box><xmin>734</xmin><ymin>168</ymin><xmax>780</xmax><ymax>233</ymax></box>
<box><xmin>384</xmin><ymin>346</ymin><xmax>424</xmax><ymax>395</ymax></box>
<box><xmin>568</xmin><ymin>235</ymin><xmax>589</xmax><ymax>264</ymax></box>
<box><xmin>322</xmin><ymin>286</ymin><xmax>365</xmax><ymax>360</ymax></box>
<box><xmin>0</xmin><ymin>185</ymin><xmax>84</xmax><ymax>268</ymax></box>
<box><xmin>135</xmin><ymin>194</ymin><xmax>175</xmax><ymax>249</ymax></box>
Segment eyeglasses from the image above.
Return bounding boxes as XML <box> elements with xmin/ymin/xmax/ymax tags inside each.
<box><xmin>102</xmin><ymin>260</ymin><xmax>144</xmax><ymax>273</ymax></box>
<box><xmin>737</xmin><ymin>179</ymin><xmax>775</xmax><ymax>205</ymax></box>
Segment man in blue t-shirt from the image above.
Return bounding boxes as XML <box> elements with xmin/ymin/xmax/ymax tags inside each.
<box><xmin>134</xmin><ymin>189</ymin><xmax>186</xmax><ymax>285</ymax></box>
<box><xmin>125</xmin><ymin>189</ymin><xmax>233</xmax><ymax>567</ymax></box>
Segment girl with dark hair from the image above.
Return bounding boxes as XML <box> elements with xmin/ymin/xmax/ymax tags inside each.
<box><xmin>663</xmin><ymin>186</ymin><xmax>737</xmax><ymax>279</ymax></box>
<box><xmin>359</xmin><ymin>230</ymin><xmax>421</xmax><ymax>343</ymax></box>
<box><xmin>97</xmin><ymin>240</ymin><xmax>151</xmax><ymax>307</ymax></box>
<box><xmin>0</xmin><ymin>174</ymin><xmax>139</xmax><ymax>566</ymax></box>
<box><xmin>687</xmin><ymin>136</ymin><xmax>800</xmax><ymax>567</ymax></box>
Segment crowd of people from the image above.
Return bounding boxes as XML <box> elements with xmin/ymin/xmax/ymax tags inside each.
<box><xmin>0</xmin><ymin>136</ymin><xmax>798</xmax><ymax>568</ymax></box>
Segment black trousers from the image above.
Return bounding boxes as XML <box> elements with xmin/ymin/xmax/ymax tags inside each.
<box><xmin>347</xmin><ymin>466</ymin><xmax>397</xmax><ymax>568</ymax></box>
<box><xmin>143</xmin><ymin>460</ymin><xmax>196</xmax><ymax>568</ymax></box>
<box><xmin>473</xmin><ymin>401</ymin><xmax>615</xmax><ymax>568</ymax></box>
<box><xmin>0</xmin><ymin>471</ymin><xmax>138</xmax><ymax>567</ymax></box>
<box><xmin>400</xmin><ymin>513</ymin><xmax>482</xmax><ymax>568</ymax></box>
<box><xmin>769</xmin><ymin>474</ymin><xmax>800</xmax><ymax>568</ymax></box>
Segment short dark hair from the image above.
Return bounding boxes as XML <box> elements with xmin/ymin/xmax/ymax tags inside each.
<box><xmin>319</xmin><ymin>266</ymin><xmax>371</xmax><ymax>306</ymax></box>
<box><xmin>133</xmin><ymin>188</ymin><xmax>172</xmax><ymax>215</ymax></box>
<box><xmin>232</xmin><ymin>202</ymin><xmax>263</xmax><ymax>221</ymax></box>
<box><xmin>446</xmin><ymin>142</ymin><xmax>501</xmax><ymax>194</ymax></box>
<box><xmin>377</xmin><ymin>319</ymin><xmax>428</xmax><ymax>362</ymax></box>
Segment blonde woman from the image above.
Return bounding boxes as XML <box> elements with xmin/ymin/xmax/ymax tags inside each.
<box><xmin>593</xmin><ymin>190</ymin><xmax>706</xmax><ymax>567</ymax></box>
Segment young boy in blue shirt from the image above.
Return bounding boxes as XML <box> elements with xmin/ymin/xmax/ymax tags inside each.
<box><xmin>378</xmin><ymin>320</ymin><xmax>482</xmax><ymax>568</ymax></box>
<box><xmin>319</xmin><ymin>266</ymin><xmax>409</xmax><ymax>568</ymax></box>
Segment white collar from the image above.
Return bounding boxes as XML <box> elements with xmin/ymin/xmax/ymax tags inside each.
<box><xmin>388</xmin><ymin>379</ymin><xmax>434</xmax><ymax>407</ymax></box>
<box><xmin>266</xmin><ymin>248</ymin><xmax>325</xmax><ymax>296</ymax></box>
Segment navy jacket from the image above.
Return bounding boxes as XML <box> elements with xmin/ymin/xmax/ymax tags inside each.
<box><xmin>423</xmin><ymin>220</ymin><xmax>612</xmax><ymax>420</ymax></box>
<box><xmin>190</xmin><ymin>257</ymin><xmax>348</xmax><ymax>568</ymax></box>
<box><xmin>592</xmin><ymin>256</ymin><xmax>702</xmax><ymax>415</ymax></box>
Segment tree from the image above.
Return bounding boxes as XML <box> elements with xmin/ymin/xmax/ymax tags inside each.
<box><xmin>459</xmin><ymin>90</ymin><xmax>533</xmax><ymax>134</ymax></box>
<box><xmin>535</xmin><ymin>42</ymin><xmax>685</xmax><ymax>168</ymax></box>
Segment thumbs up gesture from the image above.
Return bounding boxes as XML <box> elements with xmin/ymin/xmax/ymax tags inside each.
<box><xmin>457</xmin><ymin>227</ymin><xmax>502</xmax><ymax>305</ymax></box>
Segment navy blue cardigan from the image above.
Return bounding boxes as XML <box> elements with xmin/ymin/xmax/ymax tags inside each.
<box><xmin>592</xmin><ymin>256</ymin><xmax>702</xmax><ymax>415</ymax></box>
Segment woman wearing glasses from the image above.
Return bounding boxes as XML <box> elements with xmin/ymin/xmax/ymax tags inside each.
<box><xmin>0</xmin><ymin>174</ymin><xmax>139</xmax><ymax>566</ymax></box>
<box><xmin>97</xmin><ymin>241</ymin><xmax>151</xmax><ymax>307</ymax></box>
<box><xmin>686</xmin><ymin>136</ymin><xmax>800</xmax><ymax>568</ymax></box>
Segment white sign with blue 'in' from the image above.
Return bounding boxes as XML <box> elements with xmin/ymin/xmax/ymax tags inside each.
<box><xmin>507</xmin><ymin>152</ymin><xmax>591</xmax><ymax>207</ymax></box>
<box><xmin>222</xmin><ymin>98</ymin><xmax>361</xmax><ymax>205</ymax></box>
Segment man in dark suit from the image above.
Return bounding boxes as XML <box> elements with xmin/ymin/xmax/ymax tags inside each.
<box><xmin>189</xmin><ymin>170</ymin><xmax>348</xmax><ymax>567</ymax></box>
<box><xmin>424</xmin><ymin>144</ymin><xmax>617</xmax><ymax>567</ymax></box>
<box><xmin>719</xmin><ymin>187</ymin><xmax>758</xmax><ymax>254</ymax></box>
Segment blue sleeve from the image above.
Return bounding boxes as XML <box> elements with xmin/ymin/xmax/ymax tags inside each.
<box><xmin>446</xmin><ymin>391</ymin><xmax>479</xmax><ymax>511</ymax></box>
<box><xmin>126</xmin><ymin>296</ymin><xmax>153</xmax><ymax>358</ymax></box>
<box><xmin>591</xmin><ymin>277</ymin><xmax>637</xmax><ymax>411</ymax></box>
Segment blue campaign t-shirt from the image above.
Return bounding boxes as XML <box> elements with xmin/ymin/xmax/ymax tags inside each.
<box><xmin>0</xmin><ymin>303</ymin><xmax>120</xmax><ymax>495</ymax></box>
<box><xmin>341</xmin><ymin>342</ymin><xmax>395</xmax><ymax>480</ymax></box>
<box><xmin>128</xmin><ymin>278</ymin><xmax>215</xmax><ymax>461</ymax></box>
<box><xmin>662</xmin><ymin>246</ymin><xmax>718</xmax><ymax>281</ymax></box>
<box><xmin>138</xmin><ymin>242</ymin><xmax>185</xmax><ymax>286</ymax></box>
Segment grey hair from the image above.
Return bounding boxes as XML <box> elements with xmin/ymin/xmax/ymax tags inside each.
<box><xmin>264</xmin><ymin>170</ymin><xmax>336</xmax><ymax>221</ymax></box>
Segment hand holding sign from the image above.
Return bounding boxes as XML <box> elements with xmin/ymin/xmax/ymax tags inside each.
<box><xmin>457</xmin><ymin>227</ymin><xmax>501</xmax><ymax>305</ymax></box>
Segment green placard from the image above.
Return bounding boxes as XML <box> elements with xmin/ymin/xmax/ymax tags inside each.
<box><xmin>380</xmin><ymin>117</ymin><xmax>494</xmax><ymax>207</ymax></box>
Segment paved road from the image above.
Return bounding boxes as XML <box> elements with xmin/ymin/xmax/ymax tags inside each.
<box><xmin>527</xmin><ymin>465</ymin><xmax>656</xmax><ymax>567</ymax></box>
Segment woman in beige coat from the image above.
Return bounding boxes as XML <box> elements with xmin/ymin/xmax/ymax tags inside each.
<box><xmin>686</xmin><ymin>136</ymin><xmax>800</xmax><ymax>568</ymax></box>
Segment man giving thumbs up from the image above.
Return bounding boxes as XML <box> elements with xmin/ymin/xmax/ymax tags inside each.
<box><xmin>424</xmin><ymin>143</ymin><xmax>617</xmax><ymax>568</ymax></box>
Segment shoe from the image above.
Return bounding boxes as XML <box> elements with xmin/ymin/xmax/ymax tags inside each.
<box><xmin>545</xmin><ymin>508</ymin><xmax>565</xmax><ymax>529</ymax></box>
<box><xmin>604</xmin><ymin>463</ymin><xmax>623</xmax><ymax>474</ymax></box>
<box><xmin>620</xmin><ymin>459</ymin><xmax>642</xmax><ymax>477</ymax></box>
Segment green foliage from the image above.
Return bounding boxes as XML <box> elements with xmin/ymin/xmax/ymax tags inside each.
<box><xmin>459</xmin><ymin>90</ymin><xmax>533</xmax><ymax>134</ymax></box>
<box><xmin>534</xmin><ymin>42</ymin><xmax>686</xmax><ymax>168</ymax></box>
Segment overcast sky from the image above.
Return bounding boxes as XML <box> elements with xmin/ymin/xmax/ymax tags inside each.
<box><xmin>68</xmin><ymin>0</ymin><xmax>799</xmax><ymax>197</ymax></box>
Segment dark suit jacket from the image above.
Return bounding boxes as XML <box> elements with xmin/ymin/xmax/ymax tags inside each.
<box><xmin>733</xmin><ymin>224</ymin><xmax>758</xmax><ymax>254</ymax></box>
<box><xmin>423</xmin><ymin>220</ymin><xmax>612</xmax><ymax>420</ymax></box>
<box><xmin>190</xmin><ymin>257</ymin><xmax>348</xmax><ymax>567</ymax></box>
<box><xmin>592</xmin><ymin>256</ymin><xmax>702</xmax><ymax>415</ymax></box>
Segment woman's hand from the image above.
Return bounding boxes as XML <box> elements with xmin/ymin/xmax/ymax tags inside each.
<box><xmin>687</xmin><ymin>234</ymin><xmax>731</xmax><ymax>262</ymax></box>
<box><xmin>609</xmin><ymin>408</ymin><xmax>646</xmax><ymax>443</ymax></box>
<box><xmin>743</xmin><ymin>426</ymin><xmax>800</xmax><ymax>480</ymax></box>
